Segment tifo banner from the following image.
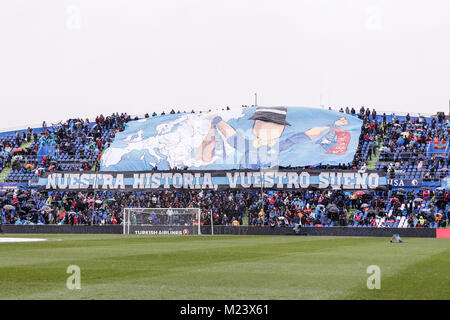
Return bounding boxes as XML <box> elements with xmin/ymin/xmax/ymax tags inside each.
<box><xmin>0</xmin><ymin>182</ymin><xmax>22</xmax><ymax>191</ymax></box>
<box><xmin>387</xmin><ymin>178</ymin><xmax>422</xmax><ymax>187</ymax></box>
<box><xmin>38</xmin><ymin>170</ymin><xmax>386</xmax><ymax>191</ymax></box>
<box><xmin>427</xmin><ymin>140</ymin><xmax>449</xmax><ymax>157</ymax></box>
<box><xmin>100</xmin><ymin>106</ymin><xmax>363</xmax><ymax>171</ymax></box>
<box><xmin>441</xmin><ymin>176</ymin><xmax>450</xmax><ymax>190</ymax></box>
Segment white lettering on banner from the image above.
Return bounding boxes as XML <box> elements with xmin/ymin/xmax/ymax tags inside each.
<box><xmin>79</xmin><ymin>174</ymin><xmax>90</xmax><ymax>189</ymax></box>
<box><xmin>162</xmin><ymin>173</ymin><xmax>172</xmax><ymax>188</ymax></box>
<box><xmin>330</xmin><ymin>172</ymin><xmax>343</xmax><ymax>189</ymax></box>
<box><xmin>368</xmin><ymin>173</ymin><xmax>379</xmax><ymax>189</ymax></box>
<box><xmin>263</xmin><ymin>172</ymin><xmax>275</xmax><ymax>188</ymax></box>
<box><xmin>92</xmin><ymin>173</ymin><xmax>100</xmax><ymax>189</ymax></box>
<box><xmin>194</xmin><ymin>173</ymin><xmax>202</xmax><ymax>189</ymax></box>
<box><xmin>274</xmin><ymin>172</ymin><xmax>286</xmax><ymax>188</ymax></box>
<box><xmin>355</xmin><ymin>173</ymin><xmax>368</xmax><ymax>189</ymax></box>
<box><xmin>144</xmin><ymin>173</ymin><xmax>152</xmax><ymax>189</ymax></box>
<box><xmin>133</xmin><ymin>173</ymin><xmax>145</xmax><ymax>189</ymax></box>
<box><xmin>102</xmin><ymin>174</ymin><xmax>114</xmax><ymax>189</ymax></box>
<box><xmin>172</xmin><ymin>173</ymin><xmax>183</xmax><ymax>188</ymax></box>
<box><xmin>201</xmin><ymin>173</ymin><xmax>216</xmax><ymax>190</ymax></box>
<box><xmin>46</xmin><ymin>174</ymin><xmax>58</xmax><ymax>189</ymax></box>
<box><xmin>299</xmin><ymin>172</ymin><xmax>310</xmax><ymax>188</ymax></box>
<box><xmin>57</xmin><ymin>173</ymin><xmax>68</xmax><ymax>189</ymax></box>
<box><xmin>151</xmin><ymin>173</ymin><xmax>161</xmax><ymax>188</ymax></box>
<box><xmin>318</xmin><ymin>172</ymin><xmax>330</xmax><ymax>188</ymax></box>
<box><xmin>183</xmin><ymin>173</ymin><xmax>194</xmax><ymax>189</ymax></box>
<box><xmin>240</xmin><ymin>172</ymin><xmax>252</xmax><ymax>188</ymax></box>
<box><xmin>227</xmin><ymin>172</ymin><xmax>239</xmax><ymax>188</ymax></box>
<box><xmin>114</xmin><ymin>174</ymin><xmax>125</xmax><ymax>189</ymax></box>
<box><xmin>387</xmin><ymin>178</ymin><xmax>421</xmax><ymax>187</ymax></box>
<box><xmin>253</xmin><ymin>172</ymin><xmax>262</xmax><ymax>188</ymax></box>
<box><xmin>342</xmin><ymin>172</ymin><xmax>354</xmax><ymax>189</ymax></box>
<box><xmin>42</xmin><ymin>171</ymin><xmax>382</xmax><ymax>190</ymax></box>
<box><xmin>69</xmin><ymin>174</ymin><xmax>80</xmax><ymax>189</ymax></box>
<box><xmin>287</xmin><ymin>172</ymin><xmax>299</xmax><ymax>188</ymax></box>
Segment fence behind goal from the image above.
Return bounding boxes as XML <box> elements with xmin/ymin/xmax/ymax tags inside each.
<box><xmin>123</xmin><ymin>208</ymin><xmax>203</xmax><ymax>235</ymax></box>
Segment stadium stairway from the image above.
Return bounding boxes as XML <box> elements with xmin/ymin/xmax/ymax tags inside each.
<box><xmin>347</xmin><ymin>207</ymin><xmax>356</xmax><ymax>220</ymax></box>
<box><xmin>91</xmin><ymin>141</ymin><xmax>114</xmax><ymax>171</ymax></box>
<box><xmin>18</xmin><ymin>136</ymin><xmax>35</xmax><ymax>151</ymax></box>
<box><xmin>0</xmin><ymin>167</ymin><xmax>11</xmax><ymax>182</ymax></box>
<box><xmin>367</xmin><ymin>138</ymin><xmax>383</xmax><ymax>171</ymax></box>
<box><xmin>0</xmin><ymin>137</ymin><xmax>34</xmax><ymax>182</ymax></box>
<box><xmin>243</xmin><ymin>208</ymin><xmax>249</xmax><ymax>226</ymax></box>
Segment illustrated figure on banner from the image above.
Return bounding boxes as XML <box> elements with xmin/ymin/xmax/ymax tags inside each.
<box><xmin>194</xmin><ymin>107</ymin><xmax>350</xmax><ymax>169</ymax></box>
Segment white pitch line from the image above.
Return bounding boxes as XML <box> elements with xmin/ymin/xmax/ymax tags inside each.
<box><xmin>0</xmin><ymin>237</ymin><xmax>48</xmax><ymax>243</ymax></box>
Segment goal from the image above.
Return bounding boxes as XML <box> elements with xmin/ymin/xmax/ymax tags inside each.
<box><xmin>122</xmin><ymin>208</ymin><xmax>203</xmax><ymax>235</ymax></box>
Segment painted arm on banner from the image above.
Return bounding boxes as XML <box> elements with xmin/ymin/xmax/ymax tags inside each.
<box><xmin>212</xmin><ymin>115</ymin><xmax>237</xmax><ymax>139</ymax></box>
<box><xmin>314</xmin><ymin>117</ymin><xmax>350</xmax><ymax>152</ymax></box>
<box><xmin>279</xmin><ymin>117</ymin><xmax>349</xmax><ymax>152</ymax></box>
<box><xmin>194</xmin><ymin>115</ymin><xmax>237</xmax><ymax>163</ymax></box>
<box><xmin>194</xmin><ymin>126</ymin><xmax>217</xmax><ymax>162</ymax></box>
<box><xmin>306</xmin><ymin>117</ymin><xmax>349</xmax><ymax>140</ymax></box>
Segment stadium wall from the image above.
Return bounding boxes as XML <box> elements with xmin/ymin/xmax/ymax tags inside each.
<box><xmin>204</xmin><ymin>226</ymin><xmax>436</xmax><ymax>237</ymax></box>
<box><xmin>2</xmin><ymin>225</ymin><xmax>120</xmax><ymax>234</ymax></box>
<box><xmin>2</xmin><ymin>225</ymin><xmax>438</xmax><ymax>238</ymax></box>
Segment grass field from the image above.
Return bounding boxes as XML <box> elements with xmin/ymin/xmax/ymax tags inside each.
<box><xmin>0</xmin><ymin>234</ymin><xmax>449</xmax><ymax>300</ymax></box>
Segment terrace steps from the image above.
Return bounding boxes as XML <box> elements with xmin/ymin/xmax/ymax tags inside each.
<box><xmin>0</xmin><ymin>137</ymin><xmax>34</xmax><ymax>183</ymax></box>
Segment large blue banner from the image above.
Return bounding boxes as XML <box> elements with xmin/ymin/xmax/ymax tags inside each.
<box><xmin>100</xmin><ymin>107</ymin><xmax>362</xmax><ymax>171</ymax></box>
<box><xmin>0</xmin><ymin>182</ymin><xmax>22</xmax><ymax>191</ymax></box>
<box><xmin>441</xmin><ymin>176</ymin><xmax>450</xmax><ymax>190</ymax></box>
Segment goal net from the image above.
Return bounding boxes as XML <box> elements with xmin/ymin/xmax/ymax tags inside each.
<box><xmin>122</xmin><ymin>208</ymin><xmax>202</xmax><ymax>235</ymax></box>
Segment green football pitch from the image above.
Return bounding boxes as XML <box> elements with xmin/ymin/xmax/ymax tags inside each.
<box><xmin>0</xmin><ymin>234</ymin><xmax>449</xmax><ymax>300</ymax></box>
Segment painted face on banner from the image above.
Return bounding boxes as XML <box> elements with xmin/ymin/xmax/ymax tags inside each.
<box><xmin>252</xmin><ymin>120</ymin><xmax>285</xmax><ymax>141</ymax></box>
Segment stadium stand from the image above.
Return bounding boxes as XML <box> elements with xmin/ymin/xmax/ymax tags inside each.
<box><xmin>0</xmin><ymin>107</ymin><xmax>448</xmax><ymax>228</ymax></box>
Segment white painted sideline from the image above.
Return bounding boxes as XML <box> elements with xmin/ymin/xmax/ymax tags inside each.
<box><xmin>0</xmin><ymin>237</ymin><xmax>47</xmax><ymax>243</ymax></box>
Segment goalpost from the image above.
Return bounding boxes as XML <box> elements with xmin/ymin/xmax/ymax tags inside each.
<box><xmin>122</xmin><ymin>208</ymin><xmax>206</xmax><ymax>235</ymax></box>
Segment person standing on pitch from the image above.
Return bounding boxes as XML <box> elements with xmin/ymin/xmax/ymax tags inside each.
<box><xmin>167</xmin><ymin>208</ymin><xmax>173</xmax><ymax>226</ymax></box>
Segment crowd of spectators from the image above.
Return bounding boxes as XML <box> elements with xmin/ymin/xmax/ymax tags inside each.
<box><xmin>0</xmin><ymin>187</ymin><xmax>448</xmax><ymax>228</ymax></box>
<box><xmin>0</xmin><ymin>106</ymin><xmax>449</xmax><ymax>228</ymax></box>
<box><xmin>0</xmin><ymin>131</ymin><xmax>27</xmax><ymax>174</ymax></box>
<box><xmin>3</xmin><ymin>113</ymin><xmax>131</xmax><ymax>182</ymax></box>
